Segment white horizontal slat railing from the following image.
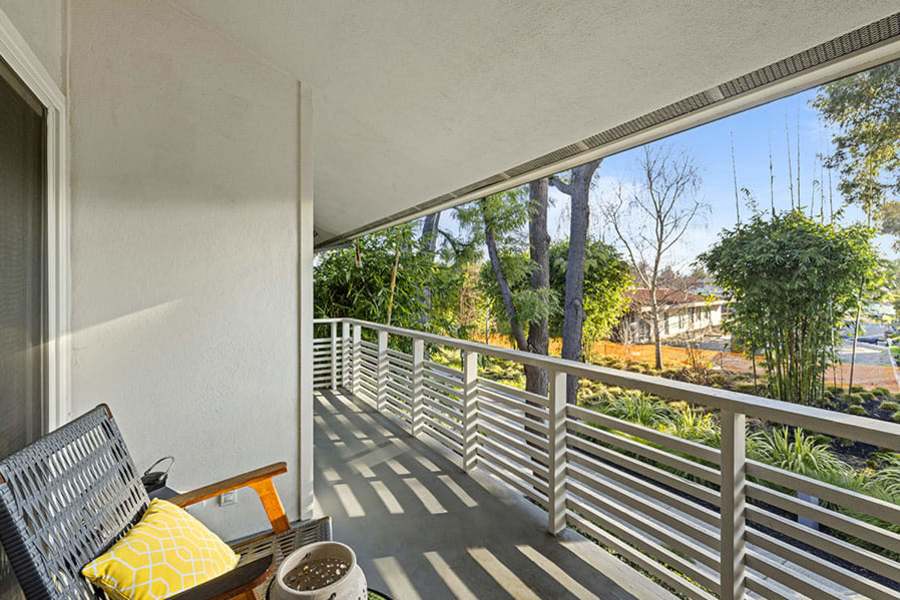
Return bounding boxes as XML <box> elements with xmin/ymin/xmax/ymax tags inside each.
<box><xmin>312</xmin><ymin>318</ymin><xmax>900</xmax><ymax>600</ymax></box>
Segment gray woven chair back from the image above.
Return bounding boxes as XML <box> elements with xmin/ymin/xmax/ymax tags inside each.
<box><xmin>0</xmin><ymin>405</ymin><xmax>149</xmax><ymax>599</ymax></box>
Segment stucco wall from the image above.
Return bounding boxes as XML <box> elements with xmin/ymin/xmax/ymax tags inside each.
<box><xmin>0</xmin><ymin>0</ymin><xmax>65</xmax><ymax>91</ymax></box>
<box><xmin>67</xmin><ymin>0</ymin><xmax>300</xmax><ymax>539</ymax></box>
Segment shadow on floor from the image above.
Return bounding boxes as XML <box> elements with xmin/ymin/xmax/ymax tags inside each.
<box><xmin>313</xmin><ymin>389</ymin><xmax>663</xmax><ymax>600</ymax></box>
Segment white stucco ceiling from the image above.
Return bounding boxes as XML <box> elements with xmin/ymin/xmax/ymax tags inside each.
<box><xmin>172</xmin><ymin>1</ymin><xmax>899</xmax><ymax>246</ymax></box>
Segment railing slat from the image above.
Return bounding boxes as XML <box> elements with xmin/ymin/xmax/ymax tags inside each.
<box><xmin>317</xmin><ymin>318</ymin><xmax>900</xmax><ymax>600</ymax></box>
<box><xmin>568</xmin><ymin>403</ymin><xmax>720</xmax><ymax>465</ymax></box>
<box><xmin>566</xmin><ymin>497</ymin><xmax>720</xmax><ymax>594</ymax></box>
<box><xmin>745</xmin><ymin>504</ymin><xmax>900</xmax><ymax>585</ymax></box>
<box><xmin>340</xmin><ymin>318</ymin><xmax>900</xmax><ymax>451</ymax></box>
<box><xmin>746</xmin><ymin>529</ymin><xmax>898</xmax><ymax>599</ymax></box>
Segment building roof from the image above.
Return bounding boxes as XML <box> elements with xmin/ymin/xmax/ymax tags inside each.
<box><xmin>627</xmin><ymin>288</ymin><xmax>710</xmax><ymax>307</ymax></box>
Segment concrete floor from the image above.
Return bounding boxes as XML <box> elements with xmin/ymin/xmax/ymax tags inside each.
<box><xmin>312</xmin><ymin>389</ymin><xmax>673</xmax><ymax>600</ymax></box>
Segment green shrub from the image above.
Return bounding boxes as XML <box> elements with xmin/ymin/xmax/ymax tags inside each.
<box><xmin>849</xmin><ymin>386</ymin><xmax>866</xmax><ymax>393</ymax></box>
<box><xmin>872</xmin><ymin>387</ymin><xmax>891</xmax><ymax>396</ymax></box>
<box><xmin>597</xmin><ymin>390</ymin><xmax>673</xmax><ymax>428</ymax></box>
<box><xmin>877</xmin><ymin>454</ymin><xmax>900</xmax><ymax>496</ymax></box>
<box><xmin>666</xmin><ymin>405</ymin><xmax>720</xmax><ymax>446</ymax></box>
<box><xmin>735</xmin><ymin>382</ymin><xmax>757</xmax><ymax>394</ymax></box>
<box><xmin>859</xmin><ymin>391</ymin><xmax>876</xmax><ymax>401</ymax></box>
<box><xmin>848</xmin><ymin>405</ymin><xmax>868</xmax><ymax>416</ymax></box>
<box><xmin>827</xmin><ymin>385</ymin><xmax>845</xmax><ymax>395</ymax></box>
<box><xmin>748</xmin><ymin>427</ymin><xmax>848</xmax><ymax>479</ymax></box>
<box><xmin>847</xmin><ymin>393</ymin><xmax>864</xmax><ymax>404</ymax></box>
<box><xmin>893</xmin><ymin>411</ymin><xmax>900</xmax><ymax>423</ymax></box>
<box><xmin>880</xmin><ymin>400</ymin><xmax>900</xmax><ymax>412</ymax></box>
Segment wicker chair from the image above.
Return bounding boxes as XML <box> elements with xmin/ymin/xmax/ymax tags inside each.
<box><xmin>0</xmin><ymin>405</ymin><xmax>330</xmax><ymax>600</ymax></box>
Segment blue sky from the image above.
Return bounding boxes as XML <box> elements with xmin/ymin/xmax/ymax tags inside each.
<box><xmin>444</xmin><ymin>75</ymin><xmax>895</xmax><ymax>271</ymax></box>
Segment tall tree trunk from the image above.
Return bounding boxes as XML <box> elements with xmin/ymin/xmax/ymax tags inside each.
<box><xmin>651</xmin><ymin>297</ymin><xmax>663</xmax><ymax>370</ymax></box>
<box><xmin>848</xmin><ymin>209</ymin><xmax>872</xmax><ymax>391</ymax></box>
<box><xmin>418</xmin><ymin>211</ymin><xmax>442</xmax><ymax>326</ymax></box>
<box><xmin>556</xmin><ymin>160</ymin><xmax>602</xmax><ymax>404</ymax></box>
<box><xmin>525</xmin><ymin>179</ymin><xmax>550</xmax><ymax>396</ymax></box>
<box><xmin>484</xmin><ymin>219</ymin><xmax>528</xmax><ymax>351</ymax></box>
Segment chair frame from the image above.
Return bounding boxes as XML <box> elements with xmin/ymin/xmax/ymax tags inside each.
<box><xmin>0</xmin><ymin>405</ymin><xmax>292</xmax><ymax>600</ymax></box>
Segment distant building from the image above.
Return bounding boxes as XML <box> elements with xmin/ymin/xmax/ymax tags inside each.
<box><xmin>688</xmin><ymin>277</ymin><xmax>725</xmax><ymax>298</ymax></box>
<box><xmin>615</xmin><ymin>287</ymin><xmax>727</xmax><ymax>343</ymax></box>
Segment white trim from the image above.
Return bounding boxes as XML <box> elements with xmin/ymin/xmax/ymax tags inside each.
<box><xmin>297</xmin><ymin>82</ymin><xmax>315</xmax><ymax>520</ymax></box>
<box><xmin>0</xmin><ymin>8</ymin><xmax>71</xmax><ymax>431</ymax></box>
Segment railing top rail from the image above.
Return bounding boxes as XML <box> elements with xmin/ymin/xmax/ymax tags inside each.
<box><xmin>333</xmin><ymin>317</ymin><xmax>900</xmax><ymax>451</ymax></box>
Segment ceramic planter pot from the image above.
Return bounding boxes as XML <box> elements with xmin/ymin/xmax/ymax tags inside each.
<box><xmin>271</xmin><ymin>541</ymin><xmax>367</xmax><ymax>600</ymax></box>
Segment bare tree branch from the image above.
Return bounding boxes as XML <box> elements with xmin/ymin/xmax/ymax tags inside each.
<box><xmin>606</xmin><ymin>145</ymin><xmax>705</xmax><ymax>369</ymax></box>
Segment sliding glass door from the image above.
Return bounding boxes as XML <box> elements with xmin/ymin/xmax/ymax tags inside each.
<box><xmin>0</xmin><ymin>58</ymin><xmax>46</xmax><ymax>460</ymax></box>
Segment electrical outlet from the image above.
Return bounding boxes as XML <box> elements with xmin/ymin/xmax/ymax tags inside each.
<box><xmin>218</xmin><ymin>491</ymin><xmax>237</xmax><ymax>507</ymax></box>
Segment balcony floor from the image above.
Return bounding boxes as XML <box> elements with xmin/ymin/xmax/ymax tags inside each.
<box><xmin>313</xmin><ymin>389</ymin><xmax>673</xmax><ymax>600</ymax></box>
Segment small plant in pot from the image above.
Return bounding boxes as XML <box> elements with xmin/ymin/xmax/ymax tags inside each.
<box><xmin>272</xmin><ymin>542</ymin><xmax>367</xmax><ymax>600</ymax></box>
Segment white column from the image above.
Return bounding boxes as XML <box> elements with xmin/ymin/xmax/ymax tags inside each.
<box><xmin>341</xmin><ymin>321</ymin><xmax>351</xmax><ymax>388</ymax></box>
<box><xmin>376</xmin><ymin>330</ymin><xmax>389</xmax><ymax>413</ymax></box>
<box><xmin>351</xmin><ymin>325</ymin><xmax>361</xmax><ymax>396</ymax></box>
<box><xmin>411</xmin><ymin>338</ymin><xmax>425</xmax><ymax>437</ymax></box>
<box><xmin>297</xmin><ymin>83</ymin><xmax>315</xmax><ymax>521</ymax></box>
<box><xmin>547</xmin><ymin>369</ymin><xmax>568</xmax><ymax>535</ymax></box>
<box><xmin>462</xmin><ymin>351</ymin><xmax>479</xmax><ymax>473</ymax></box>
<box><xmin>330</xmin><ymin>321</ymin><xmax>338</xmax><ymax>391</ymax></box>
<box><xmin>720</xmin><ymin>409</ymin><xmax>747</xmax><ymax>600</ymax></box>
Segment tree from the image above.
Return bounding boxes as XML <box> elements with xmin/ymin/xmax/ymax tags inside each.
<box><xmin>812</xmin><ymin>61</ymin><xmax>899</xmax><ymax>217</ymax></box>
<box><xmin>550</xmin><ymin>159</ymin><xmax>603</xmax><ymax>403</ymax></box>
<box><xmin>525</xmin><ymin>179</ymin><xmax>551</xmax><ymax>395</ymax></box>
<box><xmin>700</xmin><ymin>211</ymin><xmax>881</xmax><ymax>406</ymax></box>
<box><xmin>813</xmin><ymin>60</ymin><xmax>899</xmax><ymax>389</ymax></box>
<box><xmin>607</xmin><ymin>146</ymin><xmax>703</xmax><ymax>370</ymax></box>
<box><xmin>548</xmin><ymin>240</ymin><xmax>632</xmax><ymax>361</ymax></box>
<box><xmin>417</xmin><ymin>211</ymin><xmax>443</xmax><ymax>326</ymax></box>
<box><xmin>314</xmin><ymin>225</ymin><xmax>462</xmax><ymax>338</ymax></box>
<box><xmin>465</xmin><ymin>185</ymin><xmax>557</xmax><ymax>395</ymax></box>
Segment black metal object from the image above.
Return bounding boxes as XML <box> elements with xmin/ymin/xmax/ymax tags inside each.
<box><xmin>141</xmin><ymin>455</ymin><xmax>174</xmax><ymax>494</ymax></box>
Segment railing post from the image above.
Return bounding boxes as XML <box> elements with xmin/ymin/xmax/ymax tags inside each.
<box><xmin>720</xmin><ymin>409</ymin><xmax>747</xmax><ymax>600</ymax></box>
<box><xmin>351</xmin><ymin>325</ymin><xmax>361</xmax><ymax>396</ymax></box>
<box><xmin>376</xmin><ymin>330</ymin><xmax>389</xmax><ymax>413</ymax></box>
<box><xmin>547</xmin><ymin>369</ymin><xmax>568</xmax><ymax>535</ymax></box>
<box><xmin>330</xmin><ymin>321</ymin><xmax>338</xmax><ymax>391</ymax></box>
<box><xmin>411</xmin><ymin>338</ymin><xmax>425</xmax><ymax>437</ymax></box>
<box><xmin>462</xmin><ymin>350</ymin><xmax>479</xmax><ymax>473</ymax></box>
<box><xmin>341</xmin><ymin>321</ymin><xmax>351</xmax><ymax>388</ymax></box>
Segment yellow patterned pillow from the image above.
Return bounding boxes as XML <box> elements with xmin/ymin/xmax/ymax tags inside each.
<box><xmin>82</xmin><ymin>498</ymin><xmax>240</xmax><ymax>600</ymax></box>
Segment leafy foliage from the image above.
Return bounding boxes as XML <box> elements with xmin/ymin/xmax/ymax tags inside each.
<box><xmin>664</xmin><ymin>403</ymin><xmax>719</xmax><ymax>447</ymax></box>
<box><xmin>461</xmin><ymin>187</ymin><xmax>560</xmax><ymax>336</ymax></box>
<box><xmin>478</xmin><ymin>238</ymin><xmax>632</xmax><ymax>352</ymax></box>
<box><xmin>477</xmin><ymin>253</ymin><xmax>558</xmax><ymax>334</ymax></box>
<box><xmin>700</xmin><ymin>210</ymin><xmax>882</xmax><ymax>405</ymax></box>
<box><xmin>748</xmin><ymin>427</ymin><xmax>847</xmax><ymax>479</ymax></box>
<box><xmin>588</xmin><ymin>388</ymin><xmax>673</xmax><ymax>428</ymax></box>
<box><xmin>812</xmin><ymin>61</ymin><xmax>899</xmax><ymax>216</ymax></box>
<box><xmin>549</xmin><ymin>241</ymin><xmax>632</xmax><ymax>359</ymax></box>
<box><xmin>314</xmin><ymin>224</ymin><xmax>463</xmax><ymax>336</ymax></box>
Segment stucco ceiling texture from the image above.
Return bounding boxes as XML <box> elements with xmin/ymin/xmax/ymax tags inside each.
<box><xmin>173</xmin><ymin>1</ymin><xmax>899</xmax><ymax>245</ymax></box>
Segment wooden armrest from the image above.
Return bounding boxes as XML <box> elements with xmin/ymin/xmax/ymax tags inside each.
<box><xmin>167</xmin><ymin>555</ymin><xmax>273</xmax><ymax>600</ymax></box>
<box><xmin>170</xmin><ymin>462</ymin><xmax>289</xmax><ymax>533</ymax></box>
